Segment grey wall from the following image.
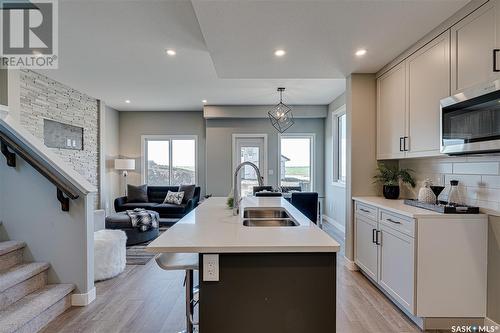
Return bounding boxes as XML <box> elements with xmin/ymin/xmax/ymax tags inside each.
<box><xmin>0</xmin><ymin>69</ymin><xmax>7</xmax><ymax>105</ymax></box>
<box><xmin>205</xmin><ymin>117</ymin><xmax>325</xmax><ymax>197</ymax></box>
<box><xmin>119</xmin><ymin>111</ymin><xmax>206</xmax><ymax>195</ymax></box>
<box><xmin>345</xmin><ymin>74</ymin><xmax>378</xmax><ymax>261</ymax></box>
<box><xmin>324</xmin><ymin>93</ymin><xmax>346</xmax><ymax>230</ymax></box>
<box><xmin>101</xmin><ymin>104</ymin><xmax>120</xmax><ymax>214</ymax></box>
<box><xmin>0</xmin><ymin>158</ymin><xmax>94</xmax><ymax>295</ymax></box>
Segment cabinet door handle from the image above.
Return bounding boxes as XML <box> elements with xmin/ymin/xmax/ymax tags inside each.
<box><xmin>376</xmin><ymin>230</ymin><xmax>381</xmax><ymax>246</ymax></box>
<box><xmin>494</xmin><ymin>49</ymin><xmax>500</xmax><ymax>72</ymax></box>
<box><xmin>386</xmin><ymin>218</ymin><xmax>402</xmax><ymax>224</ymax></box>
<box><xmin>372</xmin><ymin>229</ymin><xmax>377</xmax><ymax>244</ymax></box>
<box><xmin>360</xmin><ymin>208</ymin><xmax>371</xmax><ymax>213</ymax></box>
<box><xmin>399</xmin><ymin>137</ymin><xmax>404</xmax><ymax>152</ymax></box>
<box><xmin>404</xmin><ymin>136</ymin><xmax>409</xmax><ymax>151</ymax></box>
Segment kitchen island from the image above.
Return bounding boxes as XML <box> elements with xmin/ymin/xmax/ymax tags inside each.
<box><xmin>147</xmin><ymin>196</ymin><xmax>340</xmax><ymax>333</ymax></box>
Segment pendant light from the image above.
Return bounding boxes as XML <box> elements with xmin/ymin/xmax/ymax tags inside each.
<box><xmin>268</xmin><ymin>87</ymin><xmax>294</xmax><ymax>133</ymax></box>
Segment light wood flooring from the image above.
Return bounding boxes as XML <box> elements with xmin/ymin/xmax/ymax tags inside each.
<box><xmin>42</xmin><ymin>221</ymin><xmax>440</xmax><ymax>333</ymax></box>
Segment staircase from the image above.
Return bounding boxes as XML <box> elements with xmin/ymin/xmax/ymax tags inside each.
<box><xmin>0</xmin><ymin>239</ymin><xmax>74</xmax><ymax>333</ymax></box>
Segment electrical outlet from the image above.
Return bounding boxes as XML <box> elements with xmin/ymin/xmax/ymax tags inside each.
<box><xmin>203</xmin><ymin>254</ymin><xmax>219</xmax><ymax>281</ymax></box>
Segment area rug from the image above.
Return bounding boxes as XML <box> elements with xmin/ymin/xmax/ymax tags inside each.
<box><xmin>126</xmin><ymin>226</ymin><xmax>169</xmax><ymax>265</ymax></box>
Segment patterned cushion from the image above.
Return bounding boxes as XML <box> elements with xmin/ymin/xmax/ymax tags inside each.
<box><xmin>163</xmin><ymin>191</ymin><xmax>184</xmax><ymax>205</ymax></box>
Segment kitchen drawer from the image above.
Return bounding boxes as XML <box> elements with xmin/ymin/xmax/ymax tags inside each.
<box><xmin>356</xmin><ymin>202</ymin><xmax>378</xmax><ymax>221</ymax></box>
<box><xmin>379</xmin><ymin>210</ymin><xmax>415</xmax><ymax>238</ymax></box>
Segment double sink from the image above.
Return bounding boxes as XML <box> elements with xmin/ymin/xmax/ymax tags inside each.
<box><xmin>242</xmin><ymin>207</ymin><xmax>299</xmax><ymax>227</ymax></box>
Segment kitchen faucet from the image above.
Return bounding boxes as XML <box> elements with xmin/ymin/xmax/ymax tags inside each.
<box><xmin>233</xmin><ymin>161</ymin><xmax>264</xmax><ymax>215</ymax></box>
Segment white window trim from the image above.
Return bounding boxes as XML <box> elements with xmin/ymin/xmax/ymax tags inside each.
<box><xmin>278</xmin><ymin>133</ymin><xmax>315</xmax><ymax>191</ymax></box>
<box><xmin>141</xmin><ymin>135</ymin><xmax>198</xmax><ymax>185</ymax></box>
<box><xmin>332</xmin><ymin>105</ymin><xmax>346</xmax><ymax>187</ymax></box>
<box><xmin>231</xmin><ymin>133</ymin><xmax>268</xmax><ymax>185</ymax></box>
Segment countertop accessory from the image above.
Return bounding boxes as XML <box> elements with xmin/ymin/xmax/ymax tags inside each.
<box><xmin>404</xmin><ymin>199</ymin><xmax>479</xmax><ymax>214</ymax></box>
<box><xmin>447</xmin><ymin>179</ymin><xmax>465</xmax><ymax>206</ymax></box>
<box><xmin>373</xmin><ymin>163</ymin><xmax>415</xmax><ymax>200</ymax></box>
<box><xmin>430</xmin><ymin>185</ymin><xmax>445</xmax><ymax>202</ymax></box>
<box><xmin>418</xmin><ymin>179</ymin><xmax>436</xmax><ymax>204</ymax></box>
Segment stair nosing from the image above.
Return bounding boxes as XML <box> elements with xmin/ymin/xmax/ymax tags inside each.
<box><xmin>0</xmin><ymin>284</ymin><xmax>75</xmax><ymax>333</ymax></box>
<box><xmin>0</xmin><ymin>262</ymin><xmax>50</xmax><ymax>293</ymax></box>
<box><xmin>0</xmin><ymin>241</ymin><xmax>25</xmax><ymax>257</ymax></box>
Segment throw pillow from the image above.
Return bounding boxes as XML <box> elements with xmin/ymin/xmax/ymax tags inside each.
<box><xmin>179</xmin><ymin>184</ymin><xmax>196</xmax><ymax>204</ymax></box>
<box><xmin>163</xmin><ymin>191</ymin><xmax>184</xmax><ymax>205</ymax></box>
<box><xmin>127</xmin><ymin>184</ymin><xmax>148</xmax><ymax>203</ymax></box>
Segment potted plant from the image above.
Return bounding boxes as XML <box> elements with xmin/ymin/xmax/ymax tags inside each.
<box><xmin>373</xmin><ymin>164</ymin><xmax>415</xmax><ymax>199</ymax></box>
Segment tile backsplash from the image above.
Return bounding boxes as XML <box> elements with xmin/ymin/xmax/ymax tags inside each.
<box><xmin>399</xmin><ymin>155</ymin><xmax>500</xmax><ymax>213</ymax></box>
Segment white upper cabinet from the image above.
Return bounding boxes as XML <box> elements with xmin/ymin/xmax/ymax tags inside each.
<box><xmin>406</xmin><ymin>32</ymin><xmax>450</xmax><ymax>158</ymax></box>
<box><xmin>451</xmin><ymin>0</ymin><xmax>500</xmax><ymax>92</ymax></box>
<box><xmin>377</xmin><ymin>63</ymin><xmax>406</xmax><ymax>160</ymax></box>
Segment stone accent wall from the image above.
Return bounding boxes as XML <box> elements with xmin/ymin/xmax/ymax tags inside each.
<box><xmin>19</xmin><ymin>69</ymin><xmax>100</xmax><ymax>207</ymax></box>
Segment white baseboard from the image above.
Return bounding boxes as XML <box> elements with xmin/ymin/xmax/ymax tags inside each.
<box><xmin>322</xmin><ymin>215</ymin><xmax>345</xmax><ymax>234</ymax></box>
<box><xmin>71</xmin><ymin>287</ymin><xmax>96</xmax><ymax>306</ymax></box>
<box><xmin>344</xmin><ymin>256</ymin><xmax>359</xmax><ymax>271</ymax></box>
<box><xmin>484</xmin><ymin>317</ymin><xmax>500</xmax><ymax>328</ymax></box>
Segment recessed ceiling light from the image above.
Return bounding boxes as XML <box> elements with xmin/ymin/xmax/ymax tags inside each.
<box><xmin>166</xmin><ymin>49</ymin><xmax>176</xmax><ymax>56</ymax></box>
<box><xmin>125</xmin><ymin>100</ymin><xmax>131</xmax><ymax>104</ymax></box>
<box><xmin>355</xmin><ymin>49</ymin><xmax>367</xmax><ymax>57</ymax></box>
<box><xmin>274</xmin><ymin>49</ymin><xmax>286</xmax><ymax>57</ymax></box>
<box><xmin>202</xmin><ymin>99</ymin><xmax>207</xmax><ymax>103</ymax></box>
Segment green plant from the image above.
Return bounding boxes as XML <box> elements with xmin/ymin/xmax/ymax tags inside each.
<box><xmin>373</xmin><ymin>164</ymin><xmax>415</xmax><ymax>187</ymax></box>
<box><xmin>226</xmin><ymin>196</ymin><xmax>234</xmax><ymax>209</ymax></box>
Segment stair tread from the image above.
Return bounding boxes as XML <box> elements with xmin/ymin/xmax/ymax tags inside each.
<box><xmin>0</xmin><ymin>262</ymin><xmax>50</xmax><ymax>293</ymax></box>
<box><xmin>0</xmin><ymin>284</ymin><xmax>74</xmax><ymax>333</ymax></box>
<box><xmin>0</xmin><ymin>241</ymin><xmax>25</xmax><ymax>257</ymax></box>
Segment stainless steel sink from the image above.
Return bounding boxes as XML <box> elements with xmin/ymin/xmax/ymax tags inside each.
<box><xmin>242</xmin><ymin>218</ymin><xmax>299</xmax><ymax>227</ymax></box>
<box><xmin>243</xmin><ymin>207</ymin><xmax>291</xmax><ymax>219</ymax></box>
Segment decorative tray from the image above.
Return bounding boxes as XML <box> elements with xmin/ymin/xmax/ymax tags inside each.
<box><xmin>403</xmin><ymin>199</ymin><xmax>480</xmax><ymax>214</ymax></box>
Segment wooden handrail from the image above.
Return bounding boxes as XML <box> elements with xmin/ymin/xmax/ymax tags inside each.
<box><xmin>0</xmin><ymin>130</ymin><xmax>80</xmax><ymax>211</ymax></box>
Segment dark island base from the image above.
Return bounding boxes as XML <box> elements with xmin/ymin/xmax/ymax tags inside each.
<box><xmin>199</xmin><ymin>252</ymin><xmax>337</xmax><ymax>333</ymax></box>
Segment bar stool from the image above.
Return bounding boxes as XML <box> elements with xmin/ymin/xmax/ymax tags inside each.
<box><xmin>155</xmin><ymin>253</ymin><xmax>199</xmax><ymax>333</ymax></box>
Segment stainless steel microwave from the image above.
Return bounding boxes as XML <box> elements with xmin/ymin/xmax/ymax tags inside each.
<box><xmin>440</xmin><ymin>79</ymin><xmax>500</xmax><ymax>155</ymax></box>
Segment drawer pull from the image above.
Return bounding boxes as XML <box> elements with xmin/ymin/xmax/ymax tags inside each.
<box><xmin>360</xmin><ymin>208</ymin><xmax>371</xmax><ymax>213</ymax></box>
<box><xmin>372</xmin><ymin>229</ymin><xmax>377</xmax><ymax>244</ymax></box>
<box><xmin>494</xmin><ymin>49</ymin><xmax>500</xmax><ymax>72</ymax></box>
<box><xmin>386</xmin><ymin>218</ymin><xmax>402</xmax><ymax>224</ymax></box>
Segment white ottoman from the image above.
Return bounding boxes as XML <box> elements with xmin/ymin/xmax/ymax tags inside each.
<box><xmin>94</xmin><ymin>229</ymin><xmax>127</xmax><ymax>281</ymax></box>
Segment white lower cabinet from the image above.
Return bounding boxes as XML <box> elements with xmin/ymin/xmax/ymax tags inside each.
<box><xmin>354</xmin><ymin>216</ymin><xmax>378</xmax><ymax>281</ymax></box>
<box><xmin>353</xmin><ymin>199</ymin><xmax>488</xmax><ymax>328</ymax></box>
<box><xmin>378</xmin><ymin>225</ymin><xmax>414</xmax><ymax>313</ymax></box>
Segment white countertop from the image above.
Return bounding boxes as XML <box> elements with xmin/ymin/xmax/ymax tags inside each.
<box><xmin>146</xmin><ymin>196</ymin><xmax>340</xmax><ymax>254</ymax></box>
<box><xmin>352</xmin><ymin>196</ymin><xmax>486</xmax><ymax>218</ymax></box>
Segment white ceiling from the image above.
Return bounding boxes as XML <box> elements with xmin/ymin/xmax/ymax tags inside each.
<box><xmin>38</xmin><ymin>0</ymin><xmax>468</xmax><ymax>111</ymax></box>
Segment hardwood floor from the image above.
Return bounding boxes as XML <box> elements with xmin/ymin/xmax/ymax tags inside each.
<box><xmin>42</xmin><ymin>221</ymin><xmax>435</xmax><ymax>333</ymax></box>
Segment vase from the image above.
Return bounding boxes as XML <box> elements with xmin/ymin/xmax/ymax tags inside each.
<box><xmin>383</xmin><ymin>185</ymin><xmax>400</xmax><ymax>200</ymax></box>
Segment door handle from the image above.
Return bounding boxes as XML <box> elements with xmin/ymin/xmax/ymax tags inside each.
<box><xmin>372</xmin><ymin>229</ymin><xmax>377</xmax><ymax>244</ymax></box>
<box><xmin>399</xmin><ymin>137</ymin><xmax>404</xmax><ymax>152</ymax></box>
<box><xmin>386</xmin><ymin>218</ymin><xmax>402</xmax><ymax>224</ymax></box>
<box><xmin>375</xmin><ymin>230</ymin><xmax>381</xmax><ymax>246</ymax></box>
<box><xmin>494</xmin><ymin>49</ymin><xmax>500</xmax><ymax>72</ymax></box>
<box><xmin>403</xmin><ymin>136</ymin><xmax>409</xmax><ymax>151</ymax></box>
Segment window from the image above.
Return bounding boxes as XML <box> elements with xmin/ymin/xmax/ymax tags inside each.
<box><xmin>279</xmin><ymin>135</ymin><xmax>314</xmax><ymax>191</ymax></box>
<box><xmin>334</xmin><ymin>108</ymin><xmax>347</xmax><ymax>184</ymax></box>
<box><xmin>143</xmin><ymin>136</ymin><xmax>197</xmax><ymax>186</ymax></box>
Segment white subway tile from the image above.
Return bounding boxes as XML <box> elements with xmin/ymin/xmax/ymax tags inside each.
<box><xmin>482</xmin><ymin>176</ymin><xmax>500</xmax><ymax>189</ymax></box>
<box><xmin>453</xmin><ymin>162</ymin><xmax>499</xmax><ymax>175</ymax></box>
<box><xmin>444</xmin><ymin>174</ymin><xmax>481</xmax><ymax>187</ymax></box>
